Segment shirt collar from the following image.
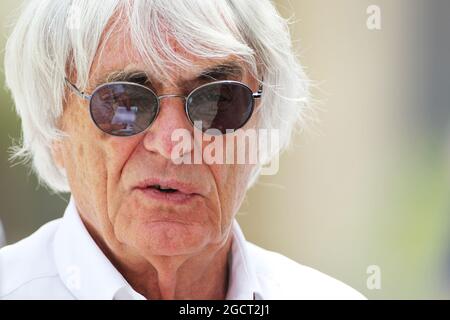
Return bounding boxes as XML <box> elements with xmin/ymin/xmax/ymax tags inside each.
<box><xmin>226</xmin><ymin>220</ymin><xmax>263</xmax><ymax>300</ymax></box>
<box><xmin>53</xmin><ymin>196</ymin><xmax>262</xmax><ymax>300</ymax></box>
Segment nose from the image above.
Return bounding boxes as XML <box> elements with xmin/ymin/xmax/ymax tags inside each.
<box><xmin>142</xmin><ymin>94</ymin><xmax>194</xmax><ymax>161</ymax></box>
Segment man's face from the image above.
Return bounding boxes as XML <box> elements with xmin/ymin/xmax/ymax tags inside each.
<box><xmin>54</xmin><ymin>30</ymin><xmax>260</xmax><ymax>260</ymax></box>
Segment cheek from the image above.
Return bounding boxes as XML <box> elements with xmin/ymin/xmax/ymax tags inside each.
<box><xmin>208</xmin><ymin>162</ymin><xmax>254</xmax><ymax>226</ymax></box>
<box><xmin>61</xmin><ymin>106</ymin><xmax>141</xmax><ymax>220</ymax></box>
<box><xmin>61</xmin><ymin>127</ymin><xmax>108</xmax><ymax>202</ymax></box>
<box><xmin>104</xmin><ymin>138</ymin><xmax>141</xmax><ymax>185</ymax></box>
<box><xmin>102</xmin><ymin>137</ymin><xmax>143</xmax><ymax>216</ymax></box>
<box><xmin>202</xmin><ymin>129</ymin><xmax>257</xmax><ymax>225</ymax></box>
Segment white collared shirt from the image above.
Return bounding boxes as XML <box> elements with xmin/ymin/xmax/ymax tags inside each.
<box><xmin>0</xmin><ymin>197</ymin><xmax>365</xmax><ymax>300</ymax></box>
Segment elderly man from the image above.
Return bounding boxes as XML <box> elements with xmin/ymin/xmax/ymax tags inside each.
<box><xmin>0</xmin><ymin>0</ymin><xmax>364</xmax><ymax>300</ymax></box>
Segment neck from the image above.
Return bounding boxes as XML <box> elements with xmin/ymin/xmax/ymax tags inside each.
<box><xmin>117</xmin><ymin>237</ymin><xmax>233</xmax><ymax>300</ymax></box>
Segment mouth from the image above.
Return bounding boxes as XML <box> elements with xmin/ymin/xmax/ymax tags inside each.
<box><xmin>134</xmin><ymin>179</ymin><xmax>202</xmax><ymax>204</ymax></box>
<box><xmin>149</xmin><ymin>184</ymin><xmax>179</xmax><ymax>193</ymax></box>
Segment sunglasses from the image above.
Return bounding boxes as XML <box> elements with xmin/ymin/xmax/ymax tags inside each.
<box><xmin>65</xmin><ymin>78</ymin><xmax>262</xmax><ymax>137</ymax></box>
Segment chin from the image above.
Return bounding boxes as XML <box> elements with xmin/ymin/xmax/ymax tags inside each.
<box><xmin>132</xmin><ymin>220</ymin><xmax>213</xmax><ymax>257</ymax></box>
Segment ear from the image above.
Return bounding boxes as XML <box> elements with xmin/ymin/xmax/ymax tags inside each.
<box><xmin>51</xmin><ymin>140</ymin><xmax>65</xmax><ymax>170</ymax></box>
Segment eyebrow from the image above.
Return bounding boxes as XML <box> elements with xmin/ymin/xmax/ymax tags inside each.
<box><xmin>92</xmin><ymin>61</ymin><xmax>244</xmax><ymax>89</ymax></box>
<box><xmin>98</xmin><ymin>70</ymin><xmax>149</xmax><ymax>86</ymax></box>
<box><xmin>197</xmin><ymin>62</ymin><xmax>243</xmax><ymax>81</ymax></box>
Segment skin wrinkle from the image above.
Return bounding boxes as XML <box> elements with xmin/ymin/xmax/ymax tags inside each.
<box><xmin>55</xmin><ymin>21</ymin><xmax>260</xmax><ymax>299</ymax></box>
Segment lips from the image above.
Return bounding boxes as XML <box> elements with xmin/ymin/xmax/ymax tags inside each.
<box><xmin>134</xmin><ymin>178</ymin><xmax>202</xmax><ymax>204</ymax></box>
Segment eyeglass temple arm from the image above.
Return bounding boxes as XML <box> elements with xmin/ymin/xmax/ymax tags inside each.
<box><xmin>253</xmin><ymin>84</ymin><xmax>263</xmax><ymax>99</ymax></box>
<box><xmin>65</xmin><ymin>78</ymin><xmax>92</xmax><ymax>101</ymax></box>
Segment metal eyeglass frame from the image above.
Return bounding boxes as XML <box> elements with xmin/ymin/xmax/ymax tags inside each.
<box><xmin>64</xmin><ymin>77</ymin><xmax>263</xmax><ymax>136</ymax></box>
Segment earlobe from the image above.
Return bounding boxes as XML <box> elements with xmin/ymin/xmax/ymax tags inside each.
<box><xmin>51</xmin><ymin>140</ymin><xmax>65</xmax><ymax>170</ymax></box>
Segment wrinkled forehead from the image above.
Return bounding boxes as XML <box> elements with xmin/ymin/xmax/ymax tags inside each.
<box><xmin>90</xmin><ymin>28</ymin><xmax>245</xmax><ymax>89</ymax></box>
<box><xmin>87</xmin><ymin>2</ymin><xmax>256</xmax><ymax>88</ymax></box>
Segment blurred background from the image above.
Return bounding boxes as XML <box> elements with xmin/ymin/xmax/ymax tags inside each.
<box><xmin>1</xmin><ymin>0</ymin><xmax>449</xmax><ymax>299</ymax></box>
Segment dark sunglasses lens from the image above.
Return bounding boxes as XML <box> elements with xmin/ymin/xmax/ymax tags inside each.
<box><xmin>90</xmin><ymin>83</ymin><xmax>158</xmax><ymax>136</ymax></box>
<box><xmin>187</xmin><ymin>83</ymin><xmax>254</xmax><ymax>134</ymax></box>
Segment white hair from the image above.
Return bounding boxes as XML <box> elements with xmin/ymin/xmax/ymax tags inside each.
<box><xmin>4</xmin><ymin>0</ymin><xmax>309</xmax><ymax>193</ymax></box>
